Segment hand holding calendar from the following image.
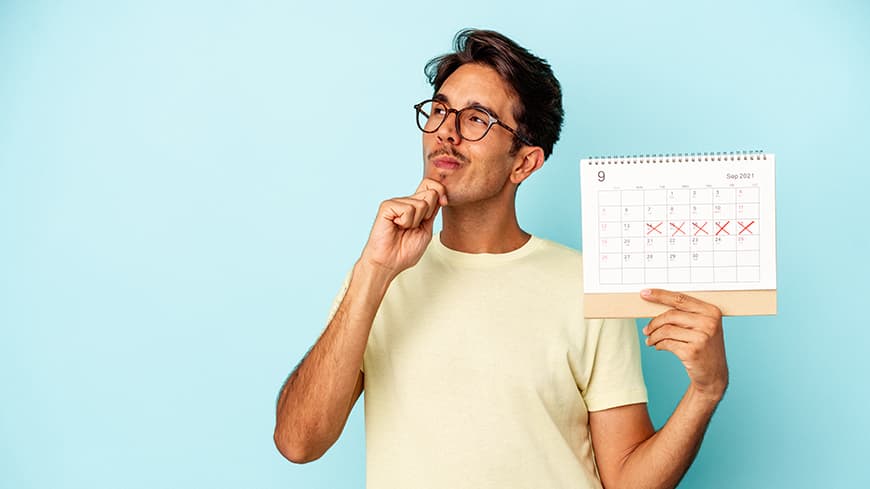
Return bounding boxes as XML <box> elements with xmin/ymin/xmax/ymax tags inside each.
<box><xmin>641</xmin><ymin>288</ymin><xmax>729</xmax><ymax>398</ymax></box>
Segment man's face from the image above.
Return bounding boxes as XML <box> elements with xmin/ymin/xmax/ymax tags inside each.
<box><xmin>422</xmin><ymin>63</ymin><xmax>524</xmax><ymax>207</ymax></box>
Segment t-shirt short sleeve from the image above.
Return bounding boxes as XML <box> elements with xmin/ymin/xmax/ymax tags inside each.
<box><xmin>581</xmin><ymin>318</ymin><xmax>648</xmax><ymax>412</ymax></box>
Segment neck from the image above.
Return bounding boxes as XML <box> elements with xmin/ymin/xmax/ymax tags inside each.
<box><xmin>439</xmin><ymin>193</ymin><xmax>530</xmax><ymax>254</ymax></box>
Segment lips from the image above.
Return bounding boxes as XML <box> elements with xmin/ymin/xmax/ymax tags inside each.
<box><xmin>433</xmin><ymin>157</ymin><xmax>461</xmax><ymax>170</ymax></box>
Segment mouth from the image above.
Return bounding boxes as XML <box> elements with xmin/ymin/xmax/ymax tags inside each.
<box><xmin>433</xmin><ymin>156</ymin><xmax>462</xmax><ymax>170</ymax></box>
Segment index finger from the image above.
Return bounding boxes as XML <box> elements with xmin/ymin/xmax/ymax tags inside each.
<box><xmin>415</xmin><ymin>178</ymin><xmax>448</xmax><ymax>206</ymax></box>
<box><xmin>640</xmin><ymin>288</ymin><xmax>720</xmax><ymax>316</ymax></box>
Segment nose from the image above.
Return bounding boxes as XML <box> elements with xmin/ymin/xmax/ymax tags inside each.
<box><xmin>435</xmin><ymin>110</ymin><xmax>461</xmax><ymax>145</ymax></box>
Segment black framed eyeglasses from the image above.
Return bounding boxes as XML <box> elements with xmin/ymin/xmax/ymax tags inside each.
<box><xmin>414</xmin><ymin>99</ymin><xmax>533</xmax><ymax>147</ymax></box>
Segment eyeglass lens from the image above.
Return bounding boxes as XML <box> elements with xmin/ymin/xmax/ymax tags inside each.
<box><xmin>416</xmin><ymin>100</ymin><xmax>493</xmax><ymax>142</ymax></box>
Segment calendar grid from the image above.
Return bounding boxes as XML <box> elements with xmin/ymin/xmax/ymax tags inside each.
<box><xmin>598</xmin><ymin>187</ymin><xmax>761</xmax><ymax>286</ymax></box>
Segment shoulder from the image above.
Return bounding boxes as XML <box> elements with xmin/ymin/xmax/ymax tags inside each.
<box><xmin>523</xmin><ymin>236</ymin><xmax>587</xmax><ymax>289</ymax></box>
<box><xmin>529</xmin><ymin>236</ymin><xmax>584</xmax><ymax>269</ymax></box>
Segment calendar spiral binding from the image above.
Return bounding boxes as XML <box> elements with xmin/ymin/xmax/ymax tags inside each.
<box><xmin>584</xmin><ymin>150</ymin><xmax>767</xmax><ymax>165</ymax></box>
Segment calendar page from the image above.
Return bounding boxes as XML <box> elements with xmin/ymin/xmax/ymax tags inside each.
<box><xmin>580</xmin><ymin>152</ymin><xmax>776</xmax><ymax>304</ymax></box>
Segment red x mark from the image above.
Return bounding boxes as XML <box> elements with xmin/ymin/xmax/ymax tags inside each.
<box><xmin>646</xmin><ymin>222</ymin><xmax>663</xmax><ymax>235</ymax></box>
<box><xmin>670</xmin><ymin>222</ymin><xmax>686</xmax><ymax>236</ymax></box>
<box><xmin>693</xmin><ymin>221</ymin><xmax>708</xmax><ymax>236</ymax></box>
<box><xmin>738</xmin><ymin>220</ymin><xmax>755</xmax><ymax>235</ymax></box>
<box><xmin>715</xmin><ymin>221</ymin><xmax>730</xmax><ymax>236</ymax></box>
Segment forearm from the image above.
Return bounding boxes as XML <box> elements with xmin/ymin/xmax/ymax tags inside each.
<box><xmin>615</xmin><ymin>386</ymin><xmax>723</xmax><ymax>489</ymax></box>
<box><xmin>274</xmin><ymin>259</ymin><xmax>394</xmax><ymax>461</ymax></box>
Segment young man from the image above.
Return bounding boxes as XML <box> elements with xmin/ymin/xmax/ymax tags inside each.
<box><xmin>274</xmin><ymin>29</ymin><xmax>729</xmax><ymax>489</ymax></box>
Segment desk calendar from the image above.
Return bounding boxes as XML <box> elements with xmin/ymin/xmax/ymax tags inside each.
<box><xmin>580</xmin><ymin>152</ymin><xmax>777</xmax><ymax>318</ymax></box>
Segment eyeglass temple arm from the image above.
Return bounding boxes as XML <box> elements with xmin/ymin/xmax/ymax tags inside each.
<box><xmin>496</xmin><ymin>121</ymin><xmax>533</xmax><ymax>146</ymax></box>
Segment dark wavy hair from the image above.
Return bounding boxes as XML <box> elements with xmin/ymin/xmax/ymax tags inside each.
<box><xmin>424</xmin><ymin>29</ymin><xmax>564</xmax><ymax>159</ymax></box>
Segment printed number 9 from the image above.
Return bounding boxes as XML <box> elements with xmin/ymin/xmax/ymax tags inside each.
<box><xmin>597</xmin><ymin>171</ymin><xmax>605</xmax><ymax>182</ymax></box>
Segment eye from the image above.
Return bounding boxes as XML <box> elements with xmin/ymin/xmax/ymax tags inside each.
<box><xmin>466</xmin><ymin>110</ymin><xmax>490</xmax><ymax>126</ymax></box>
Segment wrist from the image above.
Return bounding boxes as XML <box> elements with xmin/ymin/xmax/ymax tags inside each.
<box><xmin>687</xmin><ymin>381</ymin><xmax>727</xmax><ymax>406</ymax></box>
<box><xmin>353</xmin><ymin>258</ymin><xmax>399</xmax><ymax>295</ymax></box>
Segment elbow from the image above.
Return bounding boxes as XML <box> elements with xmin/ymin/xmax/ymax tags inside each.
<box><xmin>273</xmin><ymin>424</ymin><xmax>325</xmax><ymax>464</ymax></box>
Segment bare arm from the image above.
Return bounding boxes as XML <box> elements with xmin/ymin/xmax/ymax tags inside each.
<box><xmin>590</xmin><ymin>391</ymin><xmax>721</xmax><ymax>489</ymax></box>
<box><xmin>273</xmin><ymin>259</ymin><xmax>391</xmax><ymax>463</ymax></box>
<box><xmin>273</xmin><ymin>178</ymin><xmax>448</xmax><ymax>464</ymax></box>
<box><xmin>589</xmin><ymin>289</ymin><xmax>728</xmax><ymax>489</ymax></box>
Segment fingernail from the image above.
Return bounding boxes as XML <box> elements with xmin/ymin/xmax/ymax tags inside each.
<box><xmin>641</xmin><ymin>289</ymin><xmax>651</xmax><ymax>297</ymax></box>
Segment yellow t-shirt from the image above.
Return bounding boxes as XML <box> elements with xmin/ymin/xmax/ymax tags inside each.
<box><xmin>332</xmin><ymin>234</ymin><xmax>647</xmax><ymax>489</ymax></box>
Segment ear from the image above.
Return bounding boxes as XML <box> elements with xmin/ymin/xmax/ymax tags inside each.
<box><xmin>510</xmin><ymin>147</ymin><xmax>545</xmax><ymax>185</ymax></box>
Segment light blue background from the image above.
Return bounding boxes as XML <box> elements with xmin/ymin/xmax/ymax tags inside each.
<box><xmin>2</xmin><ymin>1</ymin><xmax>868</xmax><ymax>487</ymax></box>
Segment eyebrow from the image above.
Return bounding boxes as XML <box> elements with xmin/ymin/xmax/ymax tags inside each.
<box><xmin>433</xmin><ymin>93</ymin><xmax>502</xmax><ymax>120</ymax></box>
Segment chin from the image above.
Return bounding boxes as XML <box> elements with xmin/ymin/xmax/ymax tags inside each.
<box><xmin>424</xmin><ymin>168</ymin><xmax>453</xmax><ymax>187</ymax></box>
